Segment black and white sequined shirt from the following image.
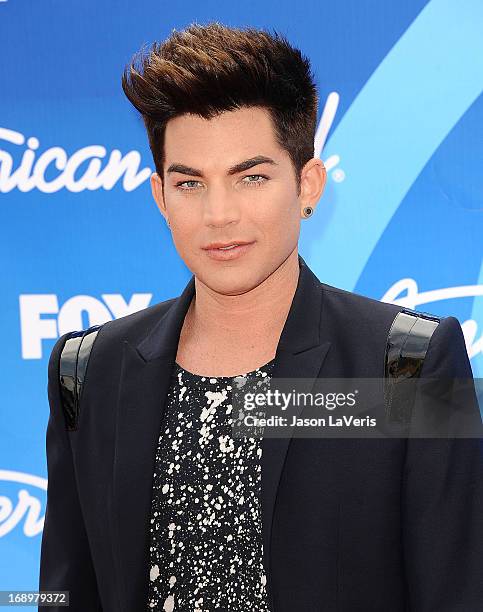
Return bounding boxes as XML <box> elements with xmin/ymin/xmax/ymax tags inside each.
<box><xmin>146</xmin><ymin>357</ymin><xmax>275</xmax><ymax>612</ymax></box>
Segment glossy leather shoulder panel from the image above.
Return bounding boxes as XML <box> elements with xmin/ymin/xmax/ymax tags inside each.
<box><xmin>384</xmin><ymin>307</ymin><xmax>441</xmax><ymax>425</ymax></box>
<box><xmin>59</xmin><ymin>324</ymin><xmax>104</xmax><ymax>431</ymax></box>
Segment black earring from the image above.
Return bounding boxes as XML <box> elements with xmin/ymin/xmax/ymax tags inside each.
<box><xmin>303</xmin><ymin>206</ymin><xmax>313</xmax><ymax>218</ymax></box>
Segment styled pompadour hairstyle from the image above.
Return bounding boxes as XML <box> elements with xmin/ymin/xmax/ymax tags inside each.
<box><xmin>121</xmin><ymin>21</ymin><xmax>318</xmax><ymax>195</ymax></box>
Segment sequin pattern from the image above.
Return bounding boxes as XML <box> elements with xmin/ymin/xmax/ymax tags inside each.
<box><xmin>146</xmin><ymin>357</ymin><xmax>275</xmax><ymax>612</ymax></box>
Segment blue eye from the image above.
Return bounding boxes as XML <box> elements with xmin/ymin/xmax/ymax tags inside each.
<box><xmin>174</xmin><ymin>174</ymin><xmax>269</xmax><ymax>192</ymax></box>
<box><xmin>243</xmin><ymin>174</ymin><xmax>268</xmax><ymax>187</ymax></box>
<box><xmin>175</xmin><ymin>180</ymin><xmax>200</xmax><ymax>191</ymax></box>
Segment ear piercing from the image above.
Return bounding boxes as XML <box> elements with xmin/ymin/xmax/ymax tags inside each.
<box><xmin>302</xmin><ymin>206</ymin><xmax>313</xmax><ymax>218</ymax></box>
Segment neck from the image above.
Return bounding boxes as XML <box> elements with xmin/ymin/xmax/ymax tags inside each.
<box><xmin>186</xmin><ymin>249</ymin><xmax>300</xmax><ymax>346</ymax></box>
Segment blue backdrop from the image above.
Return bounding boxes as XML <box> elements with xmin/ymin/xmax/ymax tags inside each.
<box><xmin>1</xmin><ymin>0</ymin><xmax>482</xmax><ymax>602</ymax></box>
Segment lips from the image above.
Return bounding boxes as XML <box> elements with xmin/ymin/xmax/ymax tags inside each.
<box><xmin>202</xmin><ymin>241</ymin><xmax>252</xmax><ymax>250</ymax></box>
<box><xmin>202</xmin><ymin>241</ymin><xmax>255</xmax><ymax>261</ymax></box>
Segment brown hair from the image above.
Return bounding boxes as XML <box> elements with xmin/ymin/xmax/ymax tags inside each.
<box><xmin>121</xmin><ymin>21</ymin><xmax>318</xmax><ymax>196</ymax></box>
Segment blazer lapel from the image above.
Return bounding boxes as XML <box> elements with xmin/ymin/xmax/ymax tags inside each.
<box><xmin>260</xmin><ymin>257</ymin><xmax>331</xmax><ymax>610</ymax></box>
<box><xmin>112</xmin><ymin>254</ymin><xmax>331</xmax><ymax>611</ymax></box>
<box><xmin>112</xmin><ymin>276</ymin><xmax>196</xmax><ymax>611</ymax></box>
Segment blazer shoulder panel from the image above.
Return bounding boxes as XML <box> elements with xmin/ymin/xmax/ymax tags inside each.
<box><xmin>59</xmin><ymin>324</ymin><xmax>105</xmax><ymax>431</ymax></box>
<box><xmin>383</xmin><ymin>307</ymin><xmax>442</xmax><ymax>424</ymax></box>
<box><xmin>384</xmin><ymin>307</ymin><xmax>442</xmax><ymax>380</ymax></box>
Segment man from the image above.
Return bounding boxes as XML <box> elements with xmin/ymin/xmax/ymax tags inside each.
<box><xmin>39</xmin><ymin>22</ymin><xmax>483</xmax><ymax>611</ymax></box>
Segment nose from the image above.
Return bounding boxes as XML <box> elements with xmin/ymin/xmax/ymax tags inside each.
<box><xmin>202</xmin><ymin>184</ymin><xmax>241</xmax><ymax>228</ymax></box>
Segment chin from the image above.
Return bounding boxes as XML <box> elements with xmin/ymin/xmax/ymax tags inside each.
<box><xmin>196</xmin><ymin>266</ymin><xmax>261</xmax><ymax>295</ymax></box>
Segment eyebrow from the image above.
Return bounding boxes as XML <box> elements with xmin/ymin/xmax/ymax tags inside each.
<box><xmin>166</xmin><ymin>155</ymin><xmax>278</xmax><ymax>177</ymax></box>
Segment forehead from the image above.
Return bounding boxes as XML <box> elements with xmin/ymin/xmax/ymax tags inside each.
<box><xmin>164</xmin><ymin>106</ymin><xmax>281</xmax><ymax>160</ymax></box>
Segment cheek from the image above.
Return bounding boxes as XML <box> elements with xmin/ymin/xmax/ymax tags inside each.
<box><xmin>170</xmin><ymin>210</ymin><xmax>199</xmax><ymax>238</ymax></box>
<box><xmin>169</xmin><ymin>212</ymin><xmax>210</xmax><ymax>269</ymax></box>
<box><xmin>169</xmin><ymin>218</ymin><xmax>194</xmax><ymax>256</ymax></box>
<box><xmin>252</xmin><ymin>194</ymin><xmax>300</xmax><ymax>237</ymax></box>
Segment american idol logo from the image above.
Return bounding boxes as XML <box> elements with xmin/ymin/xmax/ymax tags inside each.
<box><xmin>0</xmin><ymin>470</ymin><xmax>46</xmax><ymax>538</ymax></box>
<box><xmin>382</xmin><ymin>278</ymin><xmax>483</xmax><ymax>359</ymax></box>
<box><xmin>0</xmin><ymin>127</ymin><xmax>152</xmax><ymax>193</ymax></box>
<box><xmin>0</xmin><ymin>94</ymin><xmax>344</xmax><ymax>194</ymax></box>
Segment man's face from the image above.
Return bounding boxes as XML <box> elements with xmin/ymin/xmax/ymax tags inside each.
<box><xmin>151</xmin><ymin>106</ymin><xmax>324</xmax><ymax>295</ymax></box>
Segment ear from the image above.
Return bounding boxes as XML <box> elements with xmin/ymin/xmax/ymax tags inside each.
<box><xmin>299</xmin><ymin>159</ymin><xmax>327</xmax><ymax>212</ymax></box>
<box><xmin>150</xmin><ymin>172</ymin><xmax>168</xmax><ymax>221</ymax></box>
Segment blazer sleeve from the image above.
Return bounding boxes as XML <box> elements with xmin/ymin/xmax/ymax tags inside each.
<box><xmin>402</xmin><ymin>316</ymin><xmax>483</xmax><ymax>611</ymax></box>
<box><xmin>38</xmin><ymin>333</ymin><xmax>103</xmax><ymax>611</ymax></box>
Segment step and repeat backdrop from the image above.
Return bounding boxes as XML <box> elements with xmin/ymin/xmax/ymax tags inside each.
<box><xmin>1</xmin><ymin>0</ymin><xmax>482</xmax><ymax>601</ymax></box>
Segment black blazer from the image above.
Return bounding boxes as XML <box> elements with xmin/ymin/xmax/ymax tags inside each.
<box><xmin>39</xmin><ymin>254</ymin><xmax>483</xmax><ymax>611</ymax></box>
